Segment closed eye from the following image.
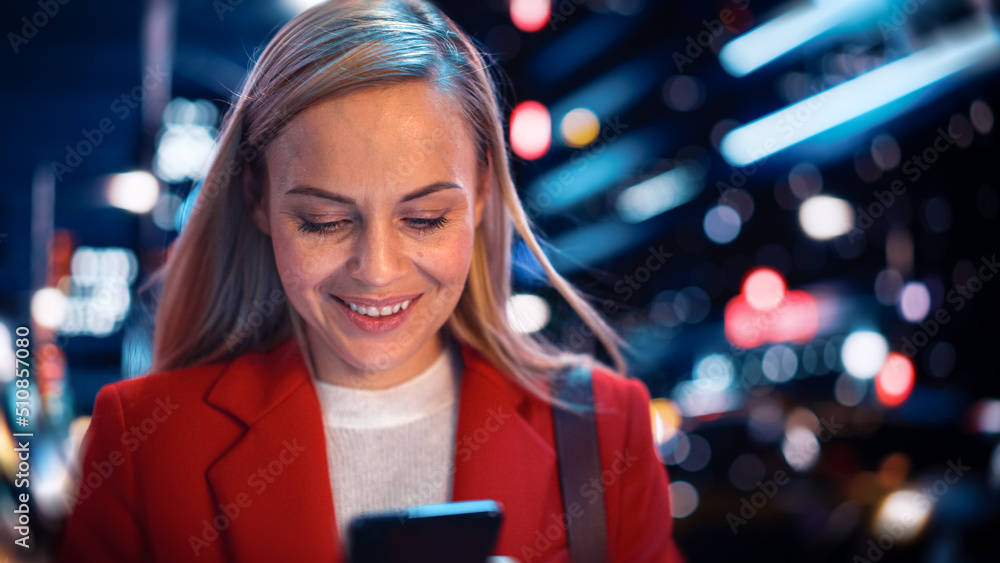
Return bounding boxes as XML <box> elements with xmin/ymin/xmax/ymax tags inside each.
<box><xmin>296</xmin><ymin>216</ymin><xmax>450</xmax><ymax>235</ymax></box>
<box><xmin>298</xmin><ymin>219</ymin><xmax>346</xmax><ymax>234</ymax></box>
<box><xmin>407</xmin><ymin>216</ymin><xmax>450</xmax><ymax>230</ymax></box>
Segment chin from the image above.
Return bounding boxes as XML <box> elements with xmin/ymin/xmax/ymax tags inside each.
<box><xmin>334</xmin><ymin>338</ymin><xmax>412</xmax><ymax>371</ymax></box>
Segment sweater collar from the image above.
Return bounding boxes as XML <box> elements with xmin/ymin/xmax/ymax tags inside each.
<box><xmin>309</xmin><ymin>336</ymin><xmax>463</xmax><ymax>429</ymax></box>
<box><xmin>205</xmin><ymin>333</ymin><xmax>525</xmax><ymax>427</ymax></box>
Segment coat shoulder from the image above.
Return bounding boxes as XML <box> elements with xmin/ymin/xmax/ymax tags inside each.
<box><xmin>99</xmin><ymin>357</ymin><xmax>231</xmax><ymax>413</ymax></box>
<box><xmin>589</xmin><ymin>364</ymin><xmax>653</xmax><ymax>415</ymax></box>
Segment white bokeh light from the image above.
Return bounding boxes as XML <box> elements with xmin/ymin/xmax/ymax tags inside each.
<box><xmin>898</xmin><ymin>282</ymin><xmax>931</xmax><ymax>322</ymax></box>
<box><xmin>841</xmin><ymin>330</ymin><xmax>888</xmax><ymax>379</ymax></box>
<box><xmin>875</xmin><ymin>490</ymin><xmax>932</xmax><ymax>542</ymax></box>
<box><xmin>31</xmin><ymin>288</ymin><xmax>68</xmax><ymax>329</ymax></box>
<box><xmin>505</xmin><ymin>294</ymin><xmax>550</xmax><ymax>334</ymax></box>
<box><xmin>782</xmin><ymin>426</ymin><xmax>820</xmax><ymax>472</ymax></box>
<box><xmin>799</xmin><ymin>195</ymin><xmax>854</xmax><ymax>239</ymax></box>
<box><xmin>106</xmin><ymin>171</ymin><xmax>159</xmax><ymax>214</ymax></box>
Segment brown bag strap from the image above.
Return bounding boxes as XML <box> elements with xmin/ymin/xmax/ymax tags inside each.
<box><xmin>552</xmin><ymin>364</ymin><xmax>607</xmax><ymax>563</ymax></box>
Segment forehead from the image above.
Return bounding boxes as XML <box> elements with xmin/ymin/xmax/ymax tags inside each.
<box><xmin>265</xmin><ymin>81</ymin><xmax>476</xmax><ymax>194</ymax></box>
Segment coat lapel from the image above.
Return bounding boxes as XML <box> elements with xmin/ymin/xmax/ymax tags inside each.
<box><xmin>452</xmin><ymin>344</ymin><xmax>562</xmax><ymax>558</ymax></box>
<box><xmin>204</xmin><ymin>337</ymin><xmax>341</xmax><ymax>561</ymax></box>
<box><xmin>203</xmin><ymin>336</ymin><xmax>561</xmax><ymax>561</ymax></box>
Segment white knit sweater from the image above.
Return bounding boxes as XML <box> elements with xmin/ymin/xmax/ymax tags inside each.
<box><xmin>310</xmin><ymin>337</ymin><xmax>463</xmax><ymax>552</ymax></box>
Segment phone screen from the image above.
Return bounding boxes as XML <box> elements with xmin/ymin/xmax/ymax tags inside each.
<box><xmin>348</xmin><ymin>499</ymin><xmax>504</xmax><ymax>563</ymax></box>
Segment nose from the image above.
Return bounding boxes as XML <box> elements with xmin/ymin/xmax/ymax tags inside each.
<box><xmin>347</xmin><ymin>218</ymin><xmax>408</xmax><ymax>287</ymax></box>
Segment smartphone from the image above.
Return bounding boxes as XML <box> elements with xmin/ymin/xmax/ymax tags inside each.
<box><xmin>348</xmin><ymin>499</ymin><xmax>504</xmax><ymax>563</ymax></box>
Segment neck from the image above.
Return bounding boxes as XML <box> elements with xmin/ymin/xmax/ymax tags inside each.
<box><xmin>303</xmin><ymin>328</ymin><xmax>446</xmax><ymax>390</ymax></box>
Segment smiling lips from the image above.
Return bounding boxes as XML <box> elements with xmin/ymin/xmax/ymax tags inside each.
<box><xmin>343</xmin><ymin>298</ymin><xmax>411</xmax><ymax>317</ymax></box>
<box><xmin>334</xmin><ymin>293</ymin><xmax>422</xmax><ymax>334</ymax></box>
<box><xmin>333</xmin><ymin>293</ymin><xmax>421</xmax><ymax>318</ymax></box>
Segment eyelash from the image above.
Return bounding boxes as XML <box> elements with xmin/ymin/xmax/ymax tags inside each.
<box><xmin>297</xmin><ymin>216</ymin><xmax>450</xmax><ymax>234</ymax></box>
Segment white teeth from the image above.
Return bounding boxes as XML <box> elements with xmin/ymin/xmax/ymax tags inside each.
<box><xmin>343</xmin><ymin>298</ymin><xmax>412</xmax><ymax>318</ymax></box>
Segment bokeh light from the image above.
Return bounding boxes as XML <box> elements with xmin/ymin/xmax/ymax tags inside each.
<box><xmin>560</xmin><ymin>107</ymin><xmax>600</xmax><ymax>147</ymax></box>
<box><xmin>782</xmin><ymin>426</ymin><xmax>820</xmax><ymax>472</ymax></box>
<box><xmin>650</xmin><ymin>398</ymin><xmax>683</xmax><ymax>447</ymax></box>
<box><xmin>762</xmin><ymin>345</ymin><xmax>798</xmax><ymax>383</ymax></box>
<box><xmin>729</xmin><ymin>454</ymin><xmax>767</xmax><ymax>491</ymax></box>
<box><xmin>841</xmin><ymin>331</ymin><xmax>888</xmax><ymax>380</ymax></box>
<box><xmin>874</xmin><ymin>269</ymin><xmax>904</xmax><ymax>305</ymax></box>
<box><xmin>875</xmin><ymin>353</ymin><xmax>915</xmax><ymax>407</ymax></box>
<box><xmin>106</xmin><ymin>171</ymin><xmax>159</xmax><ymax>214</ymax></box>
<box><xmin>926</xmin><ymin>342</ymin><xmax>956</xmax><ymax>378</ymax></box>
<box><xmin>694</xmin><ymin>354</ymin><xmax>735</xmax><ymax>392</ymax></box>
<box><xmin>704</xmin><ymin>205</ymin><xmax>742</xmax><ymax>244</ymax></box>
<box><xmin>669</xmin><ymin>481</ymin><xmax>700</xmax><ymax>518</ymax></box>
<box><xmin>799</xmin><ymin>195</ymin><xmax>854</xmax><ymax>240</ymax></box>
<box><xmin>509</xmin><ymin>0</ymin><xmax>549</xmax><ymax>32</ymax></box>
<box><xmin>835</xmin><ymin>372</ymin><xmax>867</xmax><ymax>406</ymax></box>
<box><xmin>874</xmin><ymin>490</ymin><xmax>932</xmax><ymax>543</ymax></box>
<box><xmin>510</xmin><ymin>101</ymin><xmax>551</xmax><ymax>160</ymax></box>
<box><xmin>897</xmin><ymin>282</ymin><xmax>931</xmax><ymax>323</ymax></box>
<box><xmin>678</xmin><ymin>434</ymin><xmax>712</xmax><ymax>472</ymax></box>
<box><xmin>505</xmin><ymin>293</ymin><xmax>551</xmax><ymax>333</ymax></box>
<box><xmin>31</xmin><ymin>288</ymin><xmax>68</xmax><ymax>329</ymax></box>
<box><xmin>663</xmin><ymin>75</ymin><xmax>706</xmax><ymax>112</ymax></box>
<box><xmin>743</xmin><ymin>268</ymin><xmax>786</xmax><ymax>310</ymax></box>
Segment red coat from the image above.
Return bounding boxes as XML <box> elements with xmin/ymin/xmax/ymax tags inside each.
<box><xmin>60</xmin><ymin>335</ymin><xmax>683</xmax><ymax>562</ymax></box>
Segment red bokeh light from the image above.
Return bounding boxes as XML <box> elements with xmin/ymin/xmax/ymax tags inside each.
<box><xmin>743</xmin><ymin>267</ymin><xmax>786</xmax><ymax>310</ymax></box>
<box><xmin>725</xmin><ymin>268</ymin><xmax>817</xmax><ymax>349</ymax></box>
<box><xmin>510</xmin><ymin>0</ymin><xmax>550</xmax><ymax>33</ymax></box>
<box><xmin>875</xmin><ymin>353</ymin><xmax>915</xmax><ymax>407</ymax></box>
<box><xmin>510</xmin><ymin>100</ymin><xmax>551</xmax><ymax>161</ymax></box>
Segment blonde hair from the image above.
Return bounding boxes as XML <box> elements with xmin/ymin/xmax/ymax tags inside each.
<box><xmin>148</xmin><ymin>0</ymin><xmax>632</xmax><ymax>409</ymax></box>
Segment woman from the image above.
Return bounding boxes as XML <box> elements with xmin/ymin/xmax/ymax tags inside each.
<box><xmin>59</xmin><ymin>0</ymin><xmax>682</xmax><ymax>561</ymax></box>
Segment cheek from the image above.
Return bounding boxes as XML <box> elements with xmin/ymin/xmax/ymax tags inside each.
<box><xmin>269</xmin><ymin>228</ymin><xmax>339</xmax><ymax>297</ymax></box>
<box><xmin>420</xmin><ymin>225</ymin><xmax>476</xmax><ymax>284</ymax></box>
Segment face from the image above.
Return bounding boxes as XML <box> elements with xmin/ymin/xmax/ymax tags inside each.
<box><xmin>254</xmin><ymin>80</ymin><xmax>489</xmax><ymax>387</ymax></box>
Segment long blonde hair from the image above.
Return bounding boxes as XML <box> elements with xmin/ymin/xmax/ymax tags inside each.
<box><xmin>149</xmin><ymin>0</ymin><xmax>632</xmax><ymax>408</ymax></box>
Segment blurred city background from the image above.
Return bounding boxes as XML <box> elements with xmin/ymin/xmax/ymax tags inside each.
<box><xmin>1</xmin><ymin>0</ymin><xmax>999</xmax><ymax>561</ymax></box>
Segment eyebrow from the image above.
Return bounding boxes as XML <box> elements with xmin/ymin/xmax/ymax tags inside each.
<box><xmin>284</xmin><ymin>182</ymin><xmax>463</xmax><ymax>204</ymax></box>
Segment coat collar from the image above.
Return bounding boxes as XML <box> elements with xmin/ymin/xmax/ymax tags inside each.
<box><xmin>204</xmin><ymin>334</ymin><xmax>559</xmax><ymax>561</ymax></box>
